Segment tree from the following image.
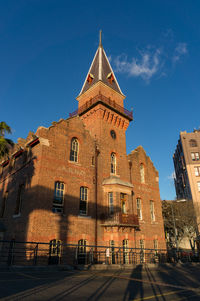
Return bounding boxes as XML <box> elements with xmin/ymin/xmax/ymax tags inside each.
<box><xmin>0</xmin><ymin>121</ymin><xmax>14</xmax><ymax>159</ymax></box>
<box><xmin>162</xmin><ymin>200</ymin><xmax>197</xmax><ymax>250</ymax></box>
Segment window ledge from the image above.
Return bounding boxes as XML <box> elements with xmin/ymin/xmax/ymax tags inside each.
<box><xmin>68</xmin><ymin>160</ymin><xmax>81</xmax><ymax>166</ymax></box>
<box><xmin>13</xmin><ymin>213</ymin><xmax>21</xmax><ymax>218</ymax></box>
<box><xmin>78</xmin><ymin>215</ymin><xmax>91</xmax><ymax>219</ymax></box>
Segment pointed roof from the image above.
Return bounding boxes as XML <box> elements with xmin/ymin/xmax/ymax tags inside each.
<box><xmin>79</xmin><ymin>31</ymin><xmax>123</xmax><ymax>96</ymax></box>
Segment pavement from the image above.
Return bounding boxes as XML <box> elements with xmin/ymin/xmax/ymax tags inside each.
<box><xmin>0</xmin><ymin>264</ymin><xmax>200</xmax><ymax>300</ymax></box>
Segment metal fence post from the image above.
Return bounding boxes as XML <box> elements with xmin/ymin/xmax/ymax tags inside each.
<box><xmin>34</xmin><ymin>243</ymin><xmax>38</xmax><ymax>265</ymax></box>
<box><xmin>7</xmin><ymin>240</ymin><xmax>15</xmax><ymax>266</ymax></box>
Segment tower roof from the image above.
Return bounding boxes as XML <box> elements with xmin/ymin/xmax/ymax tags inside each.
<box><xmin>79</xmin><ymin>31</ymin><xmax>123</xmax><ymax>97</ymax></box>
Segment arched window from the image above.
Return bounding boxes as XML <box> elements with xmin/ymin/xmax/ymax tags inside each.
<box><xmin>111</xmin><ymin>153</ymin><xmax>116</xmax><ymax>174</ymax></box>
<box><xmin>140</xmin><ymin>163</ymin><xmax>145</xmax><ymax>183</ymax></box>
<box><xmin>70</xmin><ymin>138</ymin><xmax>79</xmax><ymax>162</ymax></box>
<box><xmin>189</xmin><ymin>139</ymin><xmax>197</xmax><ymax>147</ymax></box>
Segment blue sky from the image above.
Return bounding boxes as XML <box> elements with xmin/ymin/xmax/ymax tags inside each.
<box><xmin>1</xmin><ymin>0</ymin><xmax>200</xmax><ymax>200</ymax></box>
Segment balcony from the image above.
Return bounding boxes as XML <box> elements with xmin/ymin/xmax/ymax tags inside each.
<box><xmin>69</xmin><ymin>94</ymin><xmax>133</xmax><ymax>121</ymax></box>
<box><xmin>101</xmin><ymin>212</ymin><xmax>139</xmax><ymax>228</ymax></box>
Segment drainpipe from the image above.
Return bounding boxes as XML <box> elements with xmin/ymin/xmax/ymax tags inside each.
<box><xmin>95</xmin><ymin>142</ymin><xmax>100</xmax><ymax>257</ymax></box>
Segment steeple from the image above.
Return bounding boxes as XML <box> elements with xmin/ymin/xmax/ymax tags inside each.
<box><xmin>78</xmin><ymin>31</ymin><xmax>123</xmax><ymax>97</ymax></box>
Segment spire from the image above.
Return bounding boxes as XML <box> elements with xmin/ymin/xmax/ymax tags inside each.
<box><xmin>79</xmin><ymin>32</ymin><xmax>123</xmax><ymax>96</ymax></box>
<box><xmin>99</xmin><ymin>30</ymin><xmax>102</xmax><ymax>47</ymax></box>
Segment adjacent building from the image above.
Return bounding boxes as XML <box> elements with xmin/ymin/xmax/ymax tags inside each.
<box><xmin>0</xmin><ymin>34</ymin><xmax>166</xmax><ymax>264</ymax></box>
<box><xmin>173</xmin><ymin>130</ymin><xmax>200</xmax><ymax>233</ymax></box>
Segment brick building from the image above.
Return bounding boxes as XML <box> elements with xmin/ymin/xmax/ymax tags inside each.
<box><xmin>0</xmin><ymin>34</ymin><xmax>166</xmax><ymax>261</ymax></box>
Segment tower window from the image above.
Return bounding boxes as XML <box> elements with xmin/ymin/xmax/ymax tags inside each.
<box><xmin>80</xmin><ymin>187</ymin><xmax>88</xmax><ymax>215</ymax></box>
<box><xmin>191</xmin><ymin>152</ymin><xmax>199</xmax><ymax>161</ymax></box>
<box><xmin>111</xmin><ymin>153</ymin><xmax>116</xmax><ymax>174</ymax></box>
<box><xmin>53</xmin><ymin>182</ymin><xmax>64</xmax><ymax>213</ymax></box>
<box><xmin>110</xmin><ymin>130</ymin><xmax>116</xmax><ymax>139</ymax></box>
<box><xmin>70</xmin><ymin>138</ymin><xmax>79</xmax><ymax>162</ymax></box>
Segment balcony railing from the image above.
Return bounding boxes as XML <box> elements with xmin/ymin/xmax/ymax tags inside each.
<box><xmin>69</xmin><ymin>94</ymin><xmax>133</xmax><ymax>121</ymax></box>
<box><xmin>101</xmin><ymin>212</ymin><xmax>139</xmax><ymax>228</ymax></box>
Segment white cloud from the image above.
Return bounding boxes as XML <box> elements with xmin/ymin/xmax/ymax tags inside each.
<box><xmin>114</xmin><ymin>49</ymin><xmax>162</xmax><ymax>81</ymax></box>
<box><xmin>167</xmin><ymin>172</ymin><xmax>176</xmax><ymax>181</ymax></box>
<box><xmin>173</xmin><ymin>43</ymin><xmax>188</xmax><ymax>63</ymax></box>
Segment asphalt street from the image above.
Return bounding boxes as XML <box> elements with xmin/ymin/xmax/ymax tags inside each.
<box><xmin>0</xmin><ymin>264</ymin><xmax>200</xmax><ymax>300</ymax></box>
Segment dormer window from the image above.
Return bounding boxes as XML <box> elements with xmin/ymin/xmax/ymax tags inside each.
<box><xmin>107</xmin><ymin>72</ymin><xmax>114</xmax><ymax>84</ymax></box>
<box><xmin>87</xmin><ymin>73</ymin><xmax>94</xmax><ymax>84</ymax></box>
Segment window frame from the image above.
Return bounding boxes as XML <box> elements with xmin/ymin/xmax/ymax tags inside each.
<box><xmin>189</xmin><ymin>139</ymin><xmax>197</xmax><ymax>147</ymax></box>
<box><xmin>194</xmin><ymin>166</ymin><xmax>200</xmax><ymax>177</ymax></box>
<box><xmin>108</xmin><ymin>192</ymin><xmax>114</xmax><ymax>215</ymax></box>
<box><xmin>53</xmin><ymin>182</ymin><xmax>65</xmax><ymax>213</ymax></box>
<box><xmin>140</xmin><ymin>163</ymin><xmax>145</xmax><ymax>183</ymax></box>
<box><xmin>191</xmin><ymin>152</ymin><xmax>200</xmax><ymax>161</ymax></box>
<box><xmin>79</xmin><ymin>186</ymin><xmax>88</xmax><ymax>215</ymax></box>
<box><xmin>197</xmin><ymin>182</ymin><xmax>200</xmax><ymax>192</ymax></box>
<box><xmin>70</xmin><ymin>138</ymin><xmax>79</xmax><ymax>163</ymax></box>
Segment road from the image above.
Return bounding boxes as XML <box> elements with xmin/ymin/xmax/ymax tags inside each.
<box><xmin>1</xmin><ymin>264</ymin><xmax>200</xmax><ymax>300</ymax></box>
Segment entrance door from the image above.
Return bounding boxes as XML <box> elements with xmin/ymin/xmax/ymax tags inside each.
<box><xmin>78</xmin><ymin>239</ymin><xmax>87</xmax><ymax>264</ymax></box>
<box><xmin>49</xmin><ymin>239</ymin><xmax>61</xmax><ymax>264</ymax></box>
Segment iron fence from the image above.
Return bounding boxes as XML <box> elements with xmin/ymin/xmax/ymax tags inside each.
<box><xmin>0</xmin><ymin>240</ymin><xmax>198</xmax><ymax>267</ymax></box>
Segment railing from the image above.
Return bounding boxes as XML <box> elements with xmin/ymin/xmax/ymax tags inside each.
<box><xmin>101</xmin><ymin>212</ymin><xmax>139</xmax><ymax>227</ymax></box>
<box><xmin>69</xmin><ymin>94</ymin><xmax>133</xmax><ymax>120</ymax></box>
<box><xmin>0</xmin><ymin>240</ymin><xmax>199</xmax><ymax>267</ymax></box>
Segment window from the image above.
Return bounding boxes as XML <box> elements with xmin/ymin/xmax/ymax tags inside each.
<box><xmin>120</xmin><ymin>193</ymin><xmax>127</xmax><ymax>214</ymax></box>
<box><xmin>191</xmin><ymin>152</ymin><xmax>200</xmax><ymax>161</ymax></box>
<box><xmin>70</xmin><ymin>138</ymin><xmax>79</xmax><ymax>162</ymax></box>
<box><xmin>0</xmin><ymin>191</ymin><xmax>8</xmax><ymax>218</ymax></box>
<box><xmin>53</xmin><ymin>182</ymin><xmax>64</xmax><ymax>213</ymax></box>
<box><xmin>140</xmin><ymin>239</ymin><xmax>144</xmax><ymax>249</ymax></box>
<box><xmin>80</xmin><ymin>187</ymin><xmax>88</xmax><ymax>215</ymax></box>
<box><xmin>123</xmin><ymin>239</ymin><xmax>129</xmax><ymax>264</ymax></box>
<box><xmin>110</xmin><ymin>130</ymin><xmax>116</xmax><ymax>139</ymax></box>
<box><xmin>108</xmin><ymin>192</ymin><xmax>114</xmax><ymax>215</ymax></box>
<box><xmin>189</xmin><ymin>139</ymin><xmax>197</xmax><ymax>147</ymax></box>
<box><xmin>14</xmin><ymin>184</ymin><xmax>24</xmax><ymax>216</ymax></box>
<box><xmin>140</xmin><ymin>164</ymin><xmax>145</xmax><ymax>183</ymax></box>
<box><xmin>153</xmin><ymin>239</ymin><xmax>158</xmax><ymax>251</ymax></box>
<box><xmin>111</xmin><ymin>153</ymin><xmax>116</xmax><ymax>174</ymax></box>
<box><xmin>198</xmin><ymin>182</ymin><xmax>200</xmax><ymax>192</ymax></box>
<box><xmin>194</xmin><ymin>167</ymin><xmax>200</xmax><ymax>176</ymax></box>
<box><xmin>150</xmin><ymin>200</ymin><xmax>155</xmax><ymax>221</ymax></box>
<box><xmin>136</xmin><ymin>198</ymin><xmax>142</xmax><ymax>220</ymax></box>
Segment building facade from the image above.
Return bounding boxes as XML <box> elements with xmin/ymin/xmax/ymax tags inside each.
<box><xmin>173</xmin><ymin>130</ymin><xmax>200</xmax><ymax>233</ymax></box>
<box><xmin>0</xmin><ymin>36</ymin><xmax>166</xmax><ymax>262</ymax></box>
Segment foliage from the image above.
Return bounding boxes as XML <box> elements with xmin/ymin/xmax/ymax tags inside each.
<box><xmin>162</xmin><ymin>200</ymin><xmax>197</xmax><ymax>248</ymax></box>
<box><xmin>0</xmin><ymin>121</ymin><xmax>14</xmax><ymax>159</ymax></box>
